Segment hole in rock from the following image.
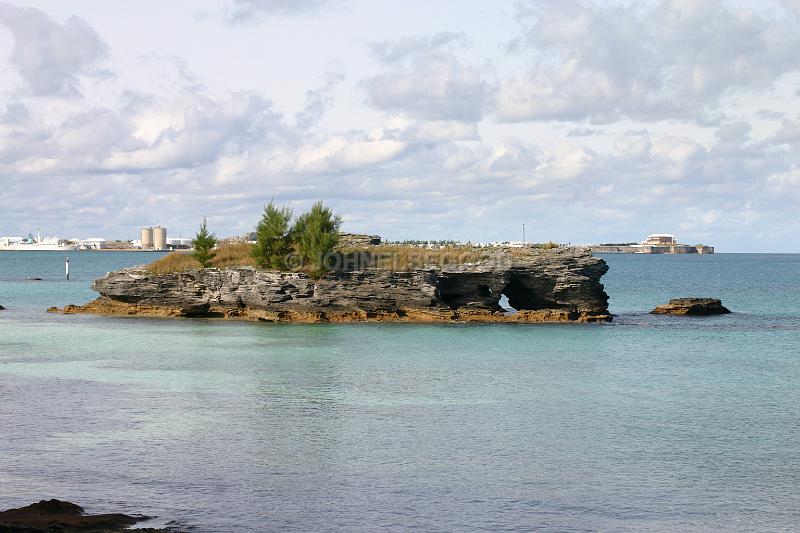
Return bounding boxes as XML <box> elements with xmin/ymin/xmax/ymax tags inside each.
<box><xmin>499</xmin><ymin>294</ymin><xmax>518</xmax><ymax>314</ymax></box>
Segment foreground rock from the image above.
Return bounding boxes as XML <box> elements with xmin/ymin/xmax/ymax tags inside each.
<box><xmin>0</xmin><ymin>499</ymin><xmax>170</xmax><ymax>532</ymax></box>
<box><xmin>651</xmin><ymin>298</ymin><xmax>731</xmax><ymax>316</ymax></box>
<box><xmin>57</xmin><ymin>248</ymin><xmax>611</xmax><ymax>323</ymax></box>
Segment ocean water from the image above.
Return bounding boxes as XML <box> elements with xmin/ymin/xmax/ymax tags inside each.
<box><xmin>1</xmin><ymin>252</ymin><xmax>799</xmax><ymax>532</ymax></box>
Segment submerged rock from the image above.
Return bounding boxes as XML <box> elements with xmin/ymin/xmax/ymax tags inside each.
<box><xmin>58</xmin><ymin>248</ymin><xmax>612</xmax><ymax>323</ymax></box>
<box><xmin>0</xmin><ymin>499</ymin><xmax>166</xmax><ymax>532</ymax></box>
<box><xmin>651</xmin><ymin>298</ymin><xmax>731</xmax><ymax>316</ymax></box>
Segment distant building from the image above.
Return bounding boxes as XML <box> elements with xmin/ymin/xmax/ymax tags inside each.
<box><xmin>140</xmin><ymin>226</ymin><xmax>167</xmax><ymax>250</ymax></box>
<box><xmin>642</xmin><ymin>234</ymin><xmax>677</xmax><ymax>245</ymax></box>
<box><xmin>141</xmin><ymin>227</ymin><xmax>154</xmax><ymax>249</ymax></box>
<box><xmin>167</xmin><ymin>237</ymin><xmax>193</xmax><ymax>250</ymax></box>
<box><xmin>153</xmin><ymin>226</ymin><xmax>167</xmax><ymax>250</ymax></box>
<box><xmin>585</xmin><ymin>233</ymin><xmax>714</xmax><ymax>254</ymax></box>
<box><xmin>78</xmin><ymin>238</ymin><xmax>107</xmax><ymax>250</ymax></box>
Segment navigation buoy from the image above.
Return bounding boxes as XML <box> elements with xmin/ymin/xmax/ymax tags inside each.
<box><xmin>65</xmin><ymin>256</ymin><xmax>70</xmax><ymax>281</ymax></box>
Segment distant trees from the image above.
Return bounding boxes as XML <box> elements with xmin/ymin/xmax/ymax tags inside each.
<box><xmin>192</xmin><ymin>218</ymin><xmax>217</xmax><ymax>267</ymax></box>
<box><xmin>252</xmin><ymin>200</ymin><xmax>342</xmax><ymax>275</ymax></box>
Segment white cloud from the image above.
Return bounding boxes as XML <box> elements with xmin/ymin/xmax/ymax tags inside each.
<box><xmin>295</xmin><ymin>72</ymin><xmax>345</xmax><ymax>130</ymax></box>
<box><xmin>225</xmin><ymin>0</ymin><xmax>341</xmax><ymax>23</ymax></box>
<box><xmin>496</xmin><ymin>0</ymin><xmax>800</xmax><ymax>123</ymax></box>
<box><xmin>293</xmin><ymin>136</ymin><xmax>406</xmax><ymax>173</ymax></box>
<box><xmin>361</xmin><ymin>32</ymin><xmax>491</xmax><ymax>121</ymax></box>
<box><xmin>0</xmin><ymin>3</ymin><xmax>109</xmax><ymax>96</ymax></box>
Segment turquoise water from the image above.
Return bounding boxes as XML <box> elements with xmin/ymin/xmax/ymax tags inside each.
<box><xmin>1</xmin><ymin>252</ymin><xmax>799</xmax><ymax>531</ymax></box>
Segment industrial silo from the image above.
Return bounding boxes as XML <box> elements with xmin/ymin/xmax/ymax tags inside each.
<box><xmin>141</xmin><ymin>227</ymin><xmax>154</xmax><ymax>249</ymax></box>
<box><xmin>153</xmin><ymin>226</ymin><xmax>167</xmax><ymax>250</ymax></box>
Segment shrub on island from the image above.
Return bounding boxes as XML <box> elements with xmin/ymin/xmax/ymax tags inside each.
<box><xmin>192</xmin><ymin>217</ymin><xmax>217</xmax><ymax>267</ymax></box>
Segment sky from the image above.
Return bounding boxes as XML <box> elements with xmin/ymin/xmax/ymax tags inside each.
<box><xmin>0</xmin><ymin>0</ymin><xmax>799</xmax><ymax>251</ymax></box>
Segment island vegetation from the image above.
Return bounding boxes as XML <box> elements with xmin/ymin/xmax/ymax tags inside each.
<box><xmin>149</xmin><ymin>201</ymin><xmax>343</xmax><ymax>276</ymax></box>
<box><xmin>146</xmin><ymin>201</ymin><xmax>565</xmax><ymax>276</ymax></box>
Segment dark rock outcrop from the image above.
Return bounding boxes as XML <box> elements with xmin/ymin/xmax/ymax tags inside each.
<box><xmin>339</xmin><ymin>233</ymin><xmax>382</xmax><ymax>247</ymax></box>
<box><xmin>0</xmin><ymin>499</ymin><xmax>164</xmax><ymax>532</ymax></box>
<box><xmin>0</xmin><ymin>304</ymin><xmax>5</xmax><ymax>311</ymax></box>
<box><xmin>651</xmin><ymin>298</ymin><xmax>731</xmax><ymax>316</ymax></box>
<box><xmin>62</xmin><ymin>248</ymin><xmax>610</xmax><ymax>323</ymax></box>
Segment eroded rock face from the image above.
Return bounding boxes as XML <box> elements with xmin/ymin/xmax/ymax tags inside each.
<box><xmin>78</xmin><ymin>248</ymin><xmax>610</xmax><ymax>323</ymax></box>
<box><xmin>651</xmin><ymin>298</ymin><xmax>731</xmax><ymax>316</ymax></box>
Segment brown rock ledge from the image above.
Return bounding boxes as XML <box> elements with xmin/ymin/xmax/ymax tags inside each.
<box><xmin>52</xmin><ymin>297</ymin><xmax>610</xmax><ymax>323</ymax></box>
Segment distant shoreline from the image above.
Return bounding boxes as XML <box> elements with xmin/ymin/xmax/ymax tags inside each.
<box><xmin>0</xmin><ymin>249</ymin><xmax>170</xmax><ymax>253</ymax></box>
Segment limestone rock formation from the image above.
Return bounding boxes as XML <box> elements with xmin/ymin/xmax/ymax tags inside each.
<box><xmin>63</xmin><ymin>248</ymin><xmax>611</xmax><ymax>323</ymax></box>
<box><xmin>339</xmin><ymin>233</ymin><xmax>382</xmax><ymax>247</ymax></box>
<box><xmin>651</xmin><ymin>298</ymin><xmax>731</xmax><ymax>316</ymax></box>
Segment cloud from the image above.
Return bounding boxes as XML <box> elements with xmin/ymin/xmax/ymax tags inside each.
<box><xmin>361</xmin><ymin>32</ymin><xmax>491</xmax><ymax>121</ymax></box>
<box><xmin>566</xmin><ymin>128</ymin><xmax>604</xmax><ymax>137</ymax></box>
<box><xmin>772</xmin><ymin>116</ymin><xmax>800</xmax><ymax>144</ymax></box>
<box><xmin>392</xmin><ymin>120</ymin><xmax>480</xmax><ymax>143</ymax></box>
<box><xmin>103</xmin><ymin>92</ymin><xmax>286</xmax><ymax>172</ymax></box>
<box><xmin>0</xmin><ymin>3</ymin><xmax>109</xmax><ymax>96</ymax></box>
<box><xmin>225</xmin><ymin>0</ymin><xmax>341</xmax><ymax>23</ymax></box>
<box><xmin>496</xmin><ymin>0</ymin><xmax>800</xmax><ymax>123</ymax></box>
<box><xmin>295</xmin><ymin>72</ymin><xmax>345</xmax><ymax>130</ymax></box>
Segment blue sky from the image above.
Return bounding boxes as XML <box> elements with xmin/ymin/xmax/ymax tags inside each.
<box><xmin>1</xmin><ymin>0</ymin><xmax>799</xmax><ymax>251</ymax></box>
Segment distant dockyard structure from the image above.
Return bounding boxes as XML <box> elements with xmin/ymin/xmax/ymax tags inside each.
<box><xmin>585</xmin><ymin>233</ymin><xmax>714</xmax><ymax>254</ymax></box>
<box><xmin>141</xmin><ymin>227</ymin><xmax>153</xmax><ymax>249</ymax></box>
<box><xmin>153</xmin><ymin>226</ymin><xmax>167</xmax><ymax>250</ymax></box>
<box><xmin>140</xmin><ymin>226</ymin><xmax>167</xmax><ymax>250</ymax></box>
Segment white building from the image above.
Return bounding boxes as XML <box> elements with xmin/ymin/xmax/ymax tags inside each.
<box><xmin>78</xmin><ymin>238</ymin><xmax>107</xmax><ymax>250</ymax></box>
<box><xmin>642</xmin><ymin>234</ymin><xmax>677</xmax><ymax>245</ymax></box>
<box><xmin>167</xmin><ymin>237</ymin><xmax>193</xmax><ymax>249</ymax></box>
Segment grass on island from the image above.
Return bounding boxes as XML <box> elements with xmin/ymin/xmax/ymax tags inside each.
<box><xmin>147</xmin><ymin>243</ymin><xmax>255</xmax><ymax>275</ymax></box>
<box><xmin>342</xmin><ymin>245</ymin><xmax>491</xmax><ymax>271</ymax></box>
<box><xmin>146</xmin><ymin>240</ymin><xmax>562</xmax><ymax>275</ymax></box>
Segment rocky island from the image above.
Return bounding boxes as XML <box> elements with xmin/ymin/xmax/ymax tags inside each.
<box><xmin>57</xmin><ymin>247</ymin><xmax>612</xmax><ymax>323</ymax></box>
<box><xmin>651</xmin><ymin>298</ymin><xmax>731</xmax><ymax>316</ymax></box>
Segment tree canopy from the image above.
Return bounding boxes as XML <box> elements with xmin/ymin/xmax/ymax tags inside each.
<box><xmin>252</xmin><ymin>200</ymin><xmax>341</xmax><ymax>275</ymax></box>
<box><xmin>251</xmin><ymin>201</ymin><xmax>293</xmax><ymax>269</ymax></box>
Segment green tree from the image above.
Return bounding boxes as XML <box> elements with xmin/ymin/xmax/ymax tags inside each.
<box><xmin>292</xmin><ymin>201</ymin><xmax>342</xmax><ymax>274</ymax></box>
<box><xmin>192</xmin><ymin>217</ymin><xmax>217</xmax><ymax>267</ymax></box>
<box><xmin>252</xmin><ymin>200</ymin><xmax>293</xmax><ymax>269</ymax></box>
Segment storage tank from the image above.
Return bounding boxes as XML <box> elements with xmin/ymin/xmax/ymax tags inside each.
<box><xmin>153</xmin><ymin>226</ymin><xmax>167</xmax><ymax>250</ymax></box>
<box><xmin>141</xmin><ymin>227</ymin><xmax>153</xmax><ymax>249</ymax></box>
